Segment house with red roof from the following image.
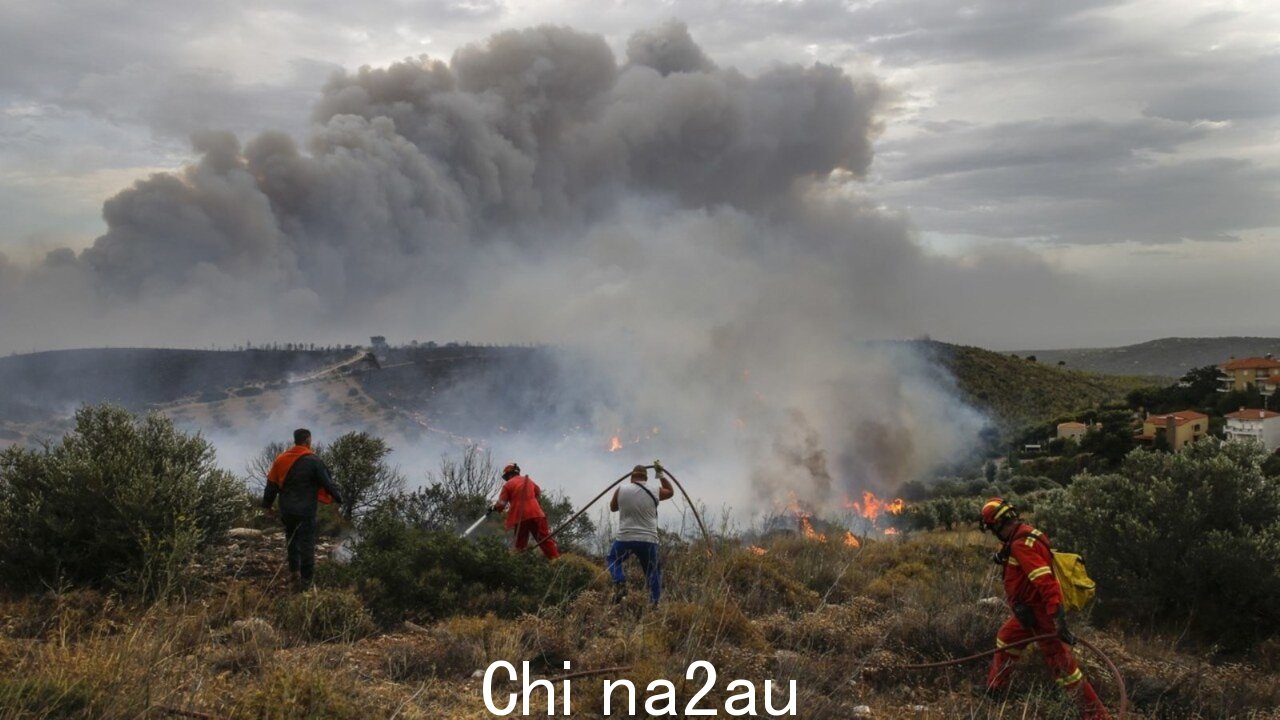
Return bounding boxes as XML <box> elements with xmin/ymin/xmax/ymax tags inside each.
<box><xmin>1136</xmin><ymin>410</ymin><xmax>1209</xmax><ymax>451</ymax></box>
<box><xmin>1218</xmin><ymin>356</ymin><xmax>1280</xmax><ymax>393</ymax></box>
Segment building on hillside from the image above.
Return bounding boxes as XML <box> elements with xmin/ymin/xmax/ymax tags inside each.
<box><xmin>1223</xmin><ymin>409</ymin><xmax>1280</xmax><ymax>452</ymax></box>
<box><xmin>1218</xmin><ymin>356</ymin><xmax>1280</xmax><ymax>392</ymax></box>
<box><xmin>1056</xmin><ymin>421</ymin><xmax>1089</xmax><ymax>442</ymax></box>
<box><xmin>1136</xmin><ymin>410</ymin><xmax>1209</xmax><ymax>451</ymax></box>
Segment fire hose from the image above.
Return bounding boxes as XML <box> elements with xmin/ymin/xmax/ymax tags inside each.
<box><xmin>871</xmin><ymin>633</ymin><xmax>1128</xmax><ymax>718</ymax></box>
<box><xmin>522</xmin><ymin>463</ymin><xmax>714</xmax><ymax>553</ymax></box>
<box><xmin>508</xmin><ymin>470</ymin><xmax>1129</xmax><ymax>716</ymax></box>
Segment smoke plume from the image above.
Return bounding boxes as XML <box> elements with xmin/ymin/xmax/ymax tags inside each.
<box><xmin>0</xmin><ymin>22</ymin><xmax>988</xmax><ymax>513</ymax></box>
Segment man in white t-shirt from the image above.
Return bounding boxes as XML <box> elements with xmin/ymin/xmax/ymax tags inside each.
<box><xmin>607</xmin><ymin>464</ymin><xmax>674</xmax><ymax>604</ymax></box>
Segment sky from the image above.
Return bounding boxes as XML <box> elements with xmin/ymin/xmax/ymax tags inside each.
<box><xmin>1</xmin><ymin>0</ymin><xmax>1278</xmax><ymax>351</ymax></box>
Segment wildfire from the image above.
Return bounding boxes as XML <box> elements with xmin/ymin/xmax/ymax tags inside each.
<box><xmin>798</xmin><ymin>515</ymin><xmax>827</xmax><ymax>543</ymax></box>
<box><xmin>842</xmin><ymin>531</ymin><xmax>861</xmax><ymax>548</ymax></box>
<box><xmin>845</xmin><ymin>491</ymin><xmax>906</xmax><ymax>522</ymax></box>
<box><xmin>747</xmin><ymin>545</ymin><xmax>768</xmax><ymax>556</ymax></box>
<box><xmin>608</xmin><ymin>435</ymin><xmax>622</xmax><ymax>452</ymax></box>
<box><xmin>884</xmin><ymin>527</ymin><xmax>900</xmax><ymax>536</ymax></box>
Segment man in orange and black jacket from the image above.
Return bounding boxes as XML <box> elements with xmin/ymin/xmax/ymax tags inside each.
<box><xmin>981</xmin><ymin>497</ymin><xmax>1110</xmax><ymax>720</ymax></box>
<box><xmin>263</xmin><ymin>428</ymin><xmax>343</xmax><ymax>589</ymax></box>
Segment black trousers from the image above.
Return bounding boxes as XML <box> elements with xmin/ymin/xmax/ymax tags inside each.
<box><xmin>281</xmin><ymin>513</ymin><xmax>317</xmax><ymax>584</ymax></box>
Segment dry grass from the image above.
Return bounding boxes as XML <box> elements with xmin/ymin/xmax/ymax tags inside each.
<box><xmin>1</xmin><ymin>529</ymin><xmax>1278</xmax><ymax>719</ymax></box>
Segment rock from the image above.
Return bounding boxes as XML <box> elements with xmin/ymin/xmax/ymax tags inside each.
<box><xmin>230</xmin><ymin>617</ymin><xmax>279</xmax><ymax>646</ymax></box>
<box><xmin>228</xmin><ymin>528</ymin><xmax>264</xmax><ymax>539</ymax></box>
<box><xmin>471</xmin><ymin>669</ymin><xmax>486</xmax><ymax>678</ymax></box>
<box><xmin>852</xmin><ymin>705</ymin><xmax>873</xmax><ymax>718</ymax></box>
<box><xmin>978</xmin><ymin>596</ymin><xmax>1003</xmax><ymax>607</ymax></box>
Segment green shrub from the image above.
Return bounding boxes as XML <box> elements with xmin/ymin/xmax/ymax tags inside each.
<box><xmin>326</xmin><ymin>513</ymin><xmax>598</xmax><ymax>625</ymax></box>
<box><xmin>1037</xmin><ymin>442</ymin><xmax>1280</xmax><ymax>649</ymax></box>
<box><xmin>0</xmin><ymin>404</ymin><xmax>240</xmax><ymax>597</ymax></box>
<box><xmin>275</xmin><ymin>588</ymin><xmax>375</xmax><ymax>643</ymax></box>
<box><xmin>319</xmin><ymin>432</ymin><xmax>404</xmax><ymax>520</ymax></box>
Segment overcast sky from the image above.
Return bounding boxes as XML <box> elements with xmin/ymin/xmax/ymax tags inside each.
<box><xmin>1</xmin><ymin>0</ymin><xmax>1278</xmax><ymax>350</ymax></box>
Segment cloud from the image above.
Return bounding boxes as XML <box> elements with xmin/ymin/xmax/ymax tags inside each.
<box><xmin>1144</xmin><ymin>53</ymin><xmax>1280</xmax><ymax>122</ymax></box>
<box><xmin>875</xmin><ymin>118</ymin><xmax>1280</xmax><ymax>244</ymax></box>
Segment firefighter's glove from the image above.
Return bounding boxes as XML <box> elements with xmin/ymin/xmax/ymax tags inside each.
<box><xmin>1054</xmin><ymin>606</ymin><xmax>1076</xmax><ymax>645</ymax></box>
<box><xmin>991</xmin><ymin>551</ymin><xmax>1005</xmax><ymax>566</ymax></box>
<box><xmin>1013</xmin><ymin>604</ymin><xmax>1037</xmax><ymax>632</ymax></box>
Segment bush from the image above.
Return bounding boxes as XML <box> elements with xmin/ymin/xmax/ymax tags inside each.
<box><xmin>326</xmin><ymin>513</ymin><xmax>600</xmax><ymax>625</ymax></box>
<box><xmin>274</xmin><ymin>588</ymin><xmax>375</xmax><ymax>643</ymax></box>
<box><xmin>0</xmin><ymin>404</ymin><xmax>240</xmax><ymax>596</ymax></box>
<box><xmin>320</xmin><ymin>432</ymin><xmax>404</xmax><ymax>520</ymax></box>
<box><xmin>235</xmin><ymin>668</ymin><xmax>361</xmax><ymax>720</ymax></box>
<box><xmin>1037</xmin><ymin>442</ymin><xmax>1280</xmax><ymax>649</ymax></box>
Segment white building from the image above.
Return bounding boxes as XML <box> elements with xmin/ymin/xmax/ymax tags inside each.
<box><xmin>1224</xmin><ymin>409</ymin><xmax>1280</xmax><ymax>452</ymax></box>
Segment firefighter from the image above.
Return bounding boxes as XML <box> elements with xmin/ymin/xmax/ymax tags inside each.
<box><xmin>263</xmin><ymin>428</ymin><xmax>344</xmax><ymax>590</ymax></box>
<box><xmin>980</xmin><ymin>497</ymin><xmax>1111</xmax><ymax>720</ymax></box>
<box><xmin>492</xmin><ymin>463</ymin><xmax>560</xmax><ymax>559</ymax></box>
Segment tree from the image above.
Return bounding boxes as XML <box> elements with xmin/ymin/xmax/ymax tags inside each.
<box><xmin>1078</xmin><ymin>407</ymin><xmax>1136</xmax><ymax>469</ymax></box>
<box><xmin>321</xmin><ymin>432</ymin><xmax>405</xmax><ymax>520</ymax></box>
<box><xmin>1037</xmin><ymin>441</ymin><xmax>1280</xmax><ymax>649</ymax></box>
<box><xmin>246</xmin><ymin>441</ymin><xmax>289</xmax><ymax>487</ymax></box>
<box><xmin>0</xmin><ymin>405</ymin><xmax>239</xmax><ymax>596</ymax></box>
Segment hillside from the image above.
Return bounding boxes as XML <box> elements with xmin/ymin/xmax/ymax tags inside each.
<box><xmin>921</xmin><ymin>342</ymin><xmax>1156</xmax><ymax>433</ymax></box>
<box><xmin>1013</xmin><ymin>336</ymin><xmax>1280</xmax><ymax>378</ymax></box>
<box><xmin>0</xmin><ymin>348</ymin><xmax>351</xmax><ymax>423</ymax></box>
<box><xmin>0</xmin><ymin>341</ymin><xmax>1157</xmax><ymax>450</ymax></box>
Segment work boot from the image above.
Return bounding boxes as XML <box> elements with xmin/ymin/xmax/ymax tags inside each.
<box><xmin>612</xmin><ymin>583</ymin><xmax>627</xmax><ymax>604</ymax></box>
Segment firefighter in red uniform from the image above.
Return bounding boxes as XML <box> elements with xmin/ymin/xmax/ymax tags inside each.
<box><xmin>492</xmin><ymin>463</ymin><xmax>560</xmax><ymax>559</ymax></box>
<box><xmin>981</xmin><ymin>497</ymin><xmax>1111</xmax><ymax>719</ymax></box>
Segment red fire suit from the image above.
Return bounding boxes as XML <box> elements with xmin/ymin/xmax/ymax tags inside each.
<box><xmin>987</xmin><ymin>522</ymin><xmax>1110</xmax><ymax>719</ymax></box>
<box><xmin>497</xmin><ymin>474</ymin><xmax>559</xmax><ymax>559</ymax></box>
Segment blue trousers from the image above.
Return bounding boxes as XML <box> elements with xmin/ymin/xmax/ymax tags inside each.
<box><xmin>606</xmin><ymin>540</ymin><xmax>662</xmax><ymax>603</ymax></box>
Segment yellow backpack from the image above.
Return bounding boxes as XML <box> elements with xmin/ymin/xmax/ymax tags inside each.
<box><xmin>1051</xmin><ymin>550</ymin><xmax>1097</xmax><ymax>612</ymax></box>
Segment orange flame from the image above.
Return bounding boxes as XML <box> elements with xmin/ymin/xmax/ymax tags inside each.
<box><xmin>799</xmin><ymin>516</ymin><xmax>827</xmax><ymax>543</ymax></box>
<box><xmin>846</xmin><ymin>491</ymin><xmax>907</xmax><ymax>522</ymax></box>
<box><xmin>884</xmin><ymin>527</ymin><xmax>900</xmax><ymax>536</ymax></box>
<box><xmin>747</xmin><ymin>545</ymin><xmax>768</xmax><ymax>556</ymax></box>
<box><xmin>608</xmin><ymin>435</ymin><xmax>622</xmax><ymax>452</ymax></box>
<box><xmin>842</xmin><ymin>531</ymin><xmax>860</xmax><ymax>548</ymax></box>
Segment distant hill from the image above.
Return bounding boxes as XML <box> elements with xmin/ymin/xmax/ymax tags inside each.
<box><xmin>917</xmin><ymin>341</ymin><xmax>1156</xmax><ymax>432</ymax></box>
<box><xmin>1012</xmin><ymin>337</ymin><xmax>1280</xmax><ymax>378</ymax></box>
<box><xmin>0</xmin><ymin>341</ymin><xmax>1158</xmax><ymax>449</ymax></box>
<box><xmin>0</xmin><ymin>348</ymin><xmax>353</xmax><ymax>424</ymax></box>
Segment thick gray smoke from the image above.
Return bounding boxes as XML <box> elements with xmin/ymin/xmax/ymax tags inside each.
<box><xmin>0</xmin><ymin>22</ymin><xmax>987</xmax><ymax>513</ymax></box>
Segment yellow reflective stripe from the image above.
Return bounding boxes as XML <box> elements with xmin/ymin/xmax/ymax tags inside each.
<box><xmin>1057</xmin><ymin>669</ymin><xmax>1084</xmax><ymax>687</ymax></box>
<box><xmin>995</xmin><ymin>638</ymin><xmax>1023</xmax><ymax>656</ymax></box>
<box><xmin>1006</xmin><ymin>556</ymin><xmax>1020</xmax><ymax>567</ymax></box>
<box><xmin>1024</xmin><ymin>536</ymin><xmax>1037</xmax><ymax>547</ymax></box>
<box><xmin>1027</xmin><ymin>566</ymin><xmax>1053</xmax><ymax>581</ymax></box>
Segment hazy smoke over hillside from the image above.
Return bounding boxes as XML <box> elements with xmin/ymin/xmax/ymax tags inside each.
<box><xmin>0</xmin><ymin>22</ymin><xmax>988</xmax><ymax>510</ymax></box>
